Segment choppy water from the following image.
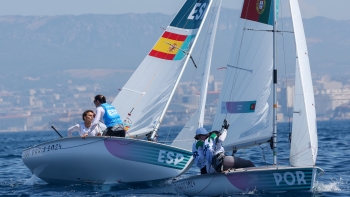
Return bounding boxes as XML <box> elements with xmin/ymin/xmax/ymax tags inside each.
<box><xmin>1</xmin><ymin>120</ymin><xmax>349</xmax><ymax>196</ymax></box>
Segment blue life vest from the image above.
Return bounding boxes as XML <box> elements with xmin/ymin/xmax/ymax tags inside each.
<box><xmin>101</xmin><ymin>103</ymin><xmax>123</xmax><ymax>127</ymax></box>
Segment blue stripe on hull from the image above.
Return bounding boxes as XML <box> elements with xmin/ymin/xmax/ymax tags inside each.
<box><xmin>226</xmin><ymin>168</ymin><xmax>314</xmax><ymax>191</ymax></box>
<box><xmin>104</xmin><ymin>138</ymin><xmax>193</xmax><ymax>170</ymax></box>
<box><xmin>173</xmin><ymin>166</ymin><xmax>322</xmax><ymax>196</ymax></box>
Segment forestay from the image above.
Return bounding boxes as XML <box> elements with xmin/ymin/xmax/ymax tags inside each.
<box><xmin>112</xmin><ymin>0</ymin><xmax>210</xmax><ymax>138</ymax></box>
<box><xmin>289</xmin><ymin>0</ymin><xmax>318</xmax><ymax>166</ymax></box>
<box><xmin>172</xmin><ymin>0</ymin><xmax>222</xmax><ymax>150</ymax></box>
<box><xmin>212</xmin><ymin>0</ymin><xmax>278</xmax><ymax>150</ymax></box>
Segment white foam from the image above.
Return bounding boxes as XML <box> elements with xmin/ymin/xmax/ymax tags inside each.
<box><xmin>313</xmin><ymin>177</ymin><xmax>344</xmax><ymax>193</ymax></box>
<box><xmin>23</xmin><ymin>174</ymin><xmax>38</xmax><ymax>185</ymax></box>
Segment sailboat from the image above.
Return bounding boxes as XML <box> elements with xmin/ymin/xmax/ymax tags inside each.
<box><xmin>173</xmin><ymin>0</ymin><xmax>324</xmax><ymax>195</ymax></box>
<box><xmin>21</xmin><ymin>0</ymin><xmax>214</xmax><ymax>184</ymax></box>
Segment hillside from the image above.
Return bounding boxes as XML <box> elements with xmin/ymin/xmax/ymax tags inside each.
<box><xmin>0</xmin><ymin>8</ymin><xmax>349</xmax><ymax>91</ymax></box>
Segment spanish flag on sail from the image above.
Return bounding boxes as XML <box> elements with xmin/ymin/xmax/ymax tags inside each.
<box><xmin>241</xmin><ymin>0</ymin><xmax>277</xmax><ymax>25</ymax></box>
<box><xmin>149</xmin><ymin>31</ymin><xmax>194</xmax><ymax>60</ymax></box>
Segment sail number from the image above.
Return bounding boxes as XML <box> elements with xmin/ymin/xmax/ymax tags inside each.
<box><xmin>22</xmin><ymin>143</ymin><xmax>62</xmax><ymax>158</ymax></box>
<box><xmin>187</xmin><ymin>3</ymin><xmax>207</xmax><ymax>20</ymax></box>
<box><xmin>158</xmin><ymin>150</ymin><xmax>184</xmax><ymax>165</ymax></box>
<box><xmin>273</xmin><ymin>171</ymin><xmax>307</xmax><ymax>186</ymax></box>
<box><xmin>175</xmin><ymin>180</ymin><xmax>196</xmax><ymax>190</ymax></box>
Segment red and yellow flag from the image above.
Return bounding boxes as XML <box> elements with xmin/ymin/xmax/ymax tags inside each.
<box><xmin>149</xmin><ymin>31</ymin><xmax>187</xmax><ymax>60</ymax></box>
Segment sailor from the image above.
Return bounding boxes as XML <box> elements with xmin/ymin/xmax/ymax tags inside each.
<box><xmin>205</xmin><ymin>119</ymin><xmax>255</xmax><ymax>173</ymax></box>
<box><xmin>90</xmin><ymin>94</ymin><xmax>125</xmax><ymax>137</ymax></box>
<box><xmin>204</xmin><ymin>128</ymin><xmax>225</xmax><ymax>173</ymax></box>
<box><xmin>192</xmin><ymin>127</ymin><xmax>209</xmax><ymax>174</ymax></box>
<box><xmin>67</xmin><ymin>110</ymin><xmax>103</xmax><ymax>138</ymax></box>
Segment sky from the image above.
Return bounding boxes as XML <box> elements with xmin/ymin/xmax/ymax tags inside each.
<box><xmin>0</xmin><ymin>0</ymin><xmax>349</xmax><ymax>20</ymax></box>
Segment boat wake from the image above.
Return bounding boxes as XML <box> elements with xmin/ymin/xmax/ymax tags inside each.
<box><xmin>23</xmin><ymin>174</ymin><xmax>39</xmax><ymax>185</ymax></box>
<box><xmin>314</xmin><ymin>177</ymin><xmax>345</xmax><ymax>193</ymax></box>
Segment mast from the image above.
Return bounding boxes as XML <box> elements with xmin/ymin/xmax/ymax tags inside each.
<box><xmin>148</xmin><ymin>0</ymin><xmax>214</xmax><ymax>141</ymax></box>
<box><xmin>272</xmin><ymin>0</ymin><xmax>278</xmax><ymax>165</ymax></box>
<box><xmin>198</xmin><ymin>0</ymin><xmax>222</xmax><ymax>128</ymax></box>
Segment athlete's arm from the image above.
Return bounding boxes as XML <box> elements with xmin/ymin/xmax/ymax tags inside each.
<box><xmin>90</xmin><ymin>107</ymin><xmax>105</xmax><ymax>130</ymax></box>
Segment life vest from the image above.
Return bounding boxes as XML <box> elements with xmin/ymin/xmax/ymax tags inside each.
<box><xmin>101</xmin><ymin>103</ymin><xmax>122</xmax><ymax>127</ymax></box>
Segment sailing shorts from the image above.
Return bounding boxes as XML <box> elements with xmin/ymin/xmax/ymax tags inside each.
<box><xmin>103</xmin><ymin>125</ymin><xmax>125</xmax><ymax>137</ymax></box>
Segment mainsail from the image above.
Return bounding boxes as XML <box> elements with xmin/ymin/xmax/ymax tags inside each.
<box><xmin>212</xmin><ymin>0</ymin><xmax>278</xmax><ymax>150</ymax></box>
<box><xmin>289</xmin><ymin>0</ymin><xmax>318</xmax><ymax>166</ymax></box>
<box><xmin>112</xmin><ymin>0</ymin><xmax>211</xmax><ymax>138</ymax></box>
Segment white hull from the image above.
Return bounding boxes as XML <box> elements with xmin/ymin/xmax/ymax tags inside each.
<box><xmin>173</xmin><ymin>166</ymin><xmax>324</xmax><ymax>196</ymax></box>
<box><xmin>22</xmin><ymin>137</ymin><xmax>193</xmax><ymax>184</ymax></box>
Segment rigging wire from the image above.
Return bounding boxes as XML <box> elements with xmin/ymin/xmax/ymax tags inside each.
<box><xmin>163</xmin><ymin>0</ymin><xmax>220</xmax><ymax>143</ymax></box>
<box><xmin>225</xmin><ymin>0</ymin><xmax>272</xmax><ymax>124</ymax></box>
<box><xmin>219</xmin><ymin>0</ymin><xmax>247</xmax><ymax>122</ymax></box>
<box><xmin>279</xmin><ymin>0</ymin><xmax>293</xmax><ymax>149</ymax></box>
<box><xmin>259</xmin><ymin>145</ymin><xmax>268</xmax><ymax>165</ymax></box>
<box><xmin>121</xmin><ymin>1</ymin><xmax>211</xmax><ymax>140</ymax></box>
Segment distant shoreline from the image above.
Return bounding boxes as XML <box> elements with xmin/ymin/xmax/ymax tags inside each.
<box><xmin>2</xmin><ymin>119</ymin><xmax>349</xmax><ymax>132</ymax></box>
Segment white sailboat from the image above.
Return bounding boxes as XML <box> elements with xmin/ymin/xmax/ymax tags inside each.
<box><xmin>21</xmin><ymin>0</ymin><xmax>214</xmax><ymax>184</ymax></box>
<box><xmin>173</xmin><ymin>0</ymin><xmax>324</xmax><ymax>195</ymax></box>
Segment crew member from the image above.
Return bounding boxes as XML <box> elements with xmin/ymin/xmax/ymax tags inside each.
<box><xmin>205</xmin><ymin>119</ymin><xmax>255</xmax><ymax>173</ymax></box>
<box><xmin>91</xmin><ymin>94</ymin><xmax>125</xmax><ymax>137</ymax></box>
<box><xmin>192</xmin><ymin>127</ymin><xmax>209</xmax><ymax>174</ymax></box>
<box><xmin>67</xmin><ymin>110</ymin><xmax>103</xmax><ymax>138</ymax></box>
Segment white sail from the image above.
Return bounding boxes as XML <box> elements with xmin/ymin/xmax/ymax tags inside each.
<box><xmin>289</xmin><ymin>0</ymin><xmax>318</xmax><ymax>166</ymax></box>
<box><xmin>111</xmin><ymin>0</ymin><xmax>212</xmax><ymax>138</ymax></box>
<box><xmin>172</xmin><ymin>1</ymin><xmax>324</xmax><ymax>194</ymax></box>
<box><xmin>212</xmin><ymin>0</ymin><xmax>276</xmax><ymax>150</ymax></box>
<box><xmin>172</xmin><ymin>0</ymin><xmax>222</xmax><ymax>150</ymax></box>
<box><xmin>198</xmin><ymin>0</ymin><xmax>222</xmax><ymax>128</ymax></box>
<box><xmin>171</xmin><ymin>110</ymin><xmax>199</xmax><ymax>150</ymax></box>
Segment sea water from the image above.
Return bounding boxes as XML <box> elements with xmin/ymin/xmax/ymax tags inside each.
<box><xmin>1</xmin><ymin>120</ymin><xmax>349</xmax><ymax>196</ymax></box>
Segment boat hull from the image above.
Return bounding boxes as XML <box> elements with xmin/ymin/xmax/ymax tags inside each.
<box><xmin>173</xmin><ymin>166</ymin><xmax>323</xmax><ymax>196</ymax></box>
<box><xmin>22</xmin><ymin>137</ymin><xmax>193</xmax><ymax>184</ymax></box>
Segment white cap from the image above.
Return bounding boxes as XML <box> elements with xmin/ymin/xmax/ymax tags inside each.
<box><xmin>196</xmin><ymin>127</ymin><xmax>208</xmax><ymax>136</ymax></box>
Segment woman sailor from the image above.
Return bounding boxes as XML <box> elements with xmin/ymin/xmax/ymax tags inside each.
<box><xmin>205</xmin><ymin>119</ymin><xmax>255</xmax><ymax>173</ymax></box>
<box><xmin>90</xmin><ymin>94</ymin><xmax>125</xmax><ymax>137</ymax></box>
<box><xmin>192</xmin><ymin>127</ymin><xmax>209</xmax><ymax>174</ymax></box>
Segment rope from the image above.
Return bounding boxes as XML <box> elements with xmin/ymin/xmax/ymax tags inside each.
<box><xmin>278</xmin><ymin>0</ymin><xmax>293</xmax><ymax>147</ymax></box>
<box><xmin>163</xmin><ymin>0</ymin><xmax>220</xmax><ymax>142</ymax></box>
<box><xmin>57</xmin><ymin>136</ymin><xmax>144</xmax><ymax>151</ymax></box>
<box><xmin>120</xmin><ymin>0</ymin><xmax>202</xmax><ymax>130</ymax></box>
<box><xmin>259</xmin><ymin>145</ymin><xmax>267</xmax><ymax>164</ymax></box>
<box><xmin>59</xmin><ymin>138</ymin><xmax>105</xmax><ymax>150</ymax></box>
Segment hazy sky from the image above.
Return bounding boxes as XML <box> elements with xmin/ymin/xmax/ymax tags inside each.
<box><xmin>0</xmin><ymin>0</ymin><xmax>349</xmax><ymax>20</ymax></box>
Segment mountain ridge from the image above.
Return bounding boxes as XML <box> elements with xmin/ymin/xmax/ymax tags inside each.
<box><xmin>0</xmin><ymin>8</ymin><xmax>349</xmax><ymax>91</ymax></box>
